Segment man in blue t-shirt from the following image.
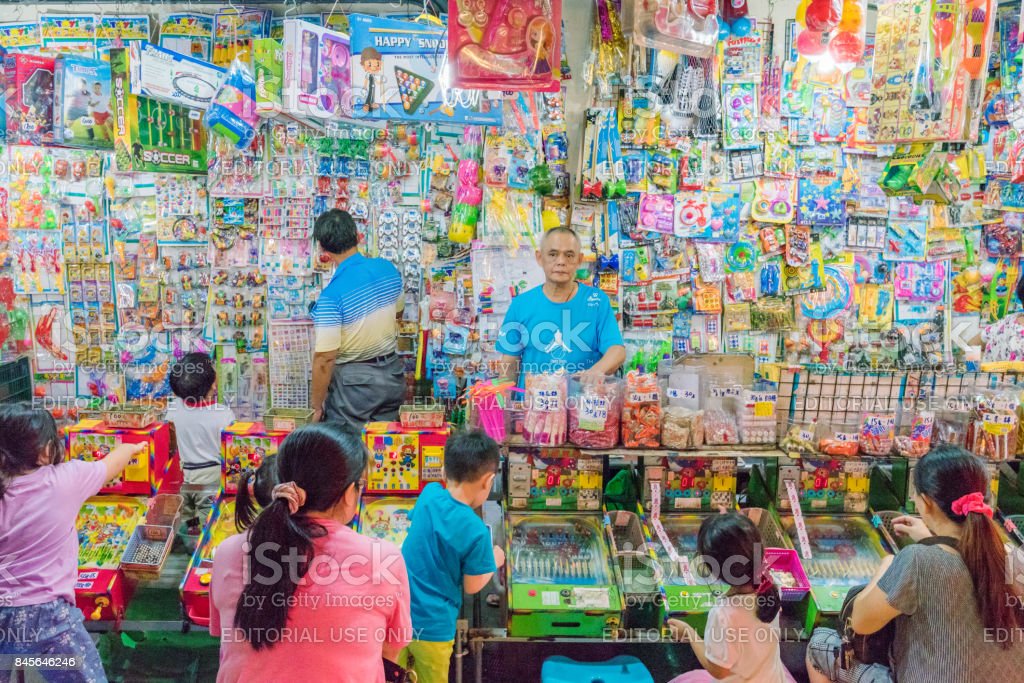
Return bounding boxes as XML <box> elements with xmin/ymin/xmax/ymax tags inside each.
<box><xmin>496</xmin><ymin>227</ymin><xmax>625</xmax><ymax>386</ymax></box>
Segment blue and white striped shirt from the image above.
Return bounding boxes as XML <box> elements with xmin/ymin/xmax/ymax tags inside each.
<box><xmin>313</xmin><ymin>254</ymin><xmax>403</xmax><ymax>363</ymax></box>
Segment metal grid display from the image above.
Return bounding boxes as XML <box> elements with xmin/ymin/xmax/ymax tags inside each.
<box><xmin>268</xmin><ymin>322</ymin><xmax>313</xmax><ymax>409</ymax></box>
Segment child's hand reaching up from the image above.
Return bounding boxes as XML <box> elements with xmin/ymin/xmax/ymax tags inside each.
<box><xmin>104</xmin><ymin>442</ymin><xmax>148</xmax><ymax>481</ymax></box>
<box><xmin>493</xmin><ymin>545</ymin><xmax>506</xmax><ymax>568</ymax></box>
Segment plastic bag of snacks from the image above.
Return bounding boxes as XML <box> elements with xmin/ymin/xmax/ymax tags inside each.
<box><xmin>968</xmin><ymin>393</ymin><xmax>1019</xmax><ymax>461</ymax></box>
<box><xmin>932</xmin><ymin>399</ymin><xmax>971</xmax><ymax>447</ymax></box>
<box><xmin>568</xmin><ymin>375</ymin><xmax>623</xmax><ymax>449</ymax></box>
<box><xmin>523</xmin><ymin>372</ymin><xmax>568</xmax><ymax>447</ymax></box>
<box><xmin>815</xmin><ymin>421</ymin><xmax>860</xmax><ymax>456</ymax></box>
<box><xmin>780</xmin><ymin>421</ymin><xmax>817</xmax><ymax>454</ymax></box>
<box><xmin>895</xmin><ymin>411</ymin><xmax>934</xmax><ymax>458</ymax></box>
<box><xmin>738</xmin><ymin>388</ymin><xmax>778</xmax><ymax>444</ymax></box>
<box><xmin>859</xmin><ymin>412</ymin><xmax>896</xmax><ymax>455</ymax></box>
<box><xmin>662</xmin><ymin>406</ymin><xmax>704</xmax><ymax>450</ymax></box>
<box><xmin>703</xmin><ymin>409</ymin><xmax>740</xmax><ymax>445</ymax></box>
<box><xmin>622</xmin><ymin>370</ymin><xmax>662</xmax><ymax>448</ymax></box>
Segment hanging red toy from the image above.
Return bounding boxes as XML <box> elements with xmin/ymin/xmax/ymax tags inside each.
<box><xmin>804</xmin><ymin>0</ymin><xmax>842</xmax><ymax>31</ymax></box>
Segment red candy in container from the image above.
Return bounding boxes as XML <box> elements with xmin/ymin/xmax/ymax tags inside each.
<box><xmin>568</xmin><ymin>374</ymin><xmax>623</xmax><ymax>449</ymax></box>
<box><xmin>622</xmin><ymin>370</ymin><xmax>662</xmax><ymax>448</ymax></box>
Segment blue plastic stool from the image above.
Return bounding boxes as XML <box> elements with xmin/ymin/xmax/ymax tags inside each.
<box><xmin>541</xmin><ymin>655</ymin><xmax>654</xmax><ymax>683</ymax></box>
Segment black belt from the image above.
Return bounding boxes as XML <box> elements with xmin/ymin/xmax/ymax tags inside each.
<box><xmin>350</xmin><ymin>352</ymin><xmax>398</xmax><ymax>365</ymax></box>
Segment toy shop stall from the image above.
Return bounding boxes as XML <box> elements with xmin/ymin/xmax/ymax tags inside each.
<box><xmin>4</xmin><ymin>0</ymin><xmax>1024</xmax><ymax>680</ymax></box>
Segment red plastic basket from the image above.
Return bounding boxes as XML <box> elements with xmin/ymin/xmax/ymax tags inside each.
<box><xmin>762</xmin><ymin>547</ymin><xmax>811</xmax><ymax>602</ymax></box>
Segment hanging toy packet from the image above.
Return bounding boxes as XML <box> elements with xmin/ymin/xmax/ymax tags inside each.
<box><xmin>449</xmin><ymin>0</ymin><xmax>563</xmax><ymax>91</ymax></box>
<box><xmin>205</xmin><ymin>57</ymin><xmax>259</xmax><ymax>150</ymax></box>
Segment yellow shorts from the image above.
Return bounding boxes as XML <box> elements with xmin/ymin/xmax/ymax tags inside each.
<box><xmin>399</xmin><ymin>639</ymin><xmax>454</xmax><ymax>683</ymax></box>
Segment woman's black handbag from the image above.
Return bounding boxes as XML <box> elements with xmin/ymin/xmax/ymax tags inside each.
<box><xmin>383</xmin><ymin>658</ymin><xmax>415</xmax><ymax>683</ymax></box>
<box><xmin>837</xmin><ymin>535</ymin><xmax>958</xmax><ymax>669</ymax></box>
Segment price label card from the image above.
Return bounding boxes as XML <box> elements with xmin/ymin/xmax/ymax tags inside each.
<box><xmin>650</xmin><ymin>480</ymin><xmax>662</xmax><ymax>521</ymax></box>
<box><xmin>580</xmin><ymin>396</ymin><xmax>609</xmax><ymax>428</ymax></box>
<box><xmin>786</xmin><ymin>479</ymin><xmax>813</xmax><ymax>560</ymax></box>
<box><xmin>629</xmin><ymin>391</ymin><xmax>660</xmax><ymax>403</ymax></box>
<box><xmin>835</xmin><ymin>432</ymin><xmax>858</xmax><ymax>442</ymax></box>
<box><xmin>535</xmin><ymin>389</ymin><xmax>561</xmax><ymax>412</ymax></box>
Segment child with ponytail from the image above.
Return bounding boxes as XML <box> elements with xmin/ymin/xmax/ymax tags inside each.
<box><xmin>232</xmin><ymin>455</ymin><xmax>278</xmax><ymax>533</ymax></box>
<box><xmin>211</xmin><ymin>423</ymin><xmax>412</xmax><ymax>683</ymax></box>
<box><xmin>668</xmin><ymin>512</ymin><xmax>792</xmax><ymax>683</ymax></box>
<box><xmin>808</xmin><ymin>445</ymin><xmax>1024</xmax><ymax>683</ymax></box>
<box><xmin>0</xmin><ymin>404</ymin><xmax>146</xmax><ymax>682</ymax></box>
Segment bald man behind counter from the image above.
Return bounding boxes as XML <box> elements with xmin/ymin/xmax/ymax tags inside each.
<box><xmin>495</xmin><ymin>227</ymin><xmax>626</xmax><ymax>387</ymax></box>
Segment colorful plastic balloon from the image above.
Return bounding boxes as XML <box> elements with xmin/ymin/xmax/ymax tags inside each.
<box><xmin>838</xmin><ymin>0</ymin><xmax>864</xmax><ymax>31</ymax></box>
<box><xmin>804</xmin><ymin>0</ymin><xmax>842</xmax><ymax>32</ymax></box>
<box><xmin>718</xmin><ymin>21</ymin><xmax>731</xmax><ymax>40</ymax></box>
<box><xmin>829</xmin><ymin>31</ymin><xmax>865</xmax><ymax>72</ymax></box>
<box><xmin>796</xmin><ymin>29</ymin><xmax>829</xmax><ymax>60</ymax></box>
<box><xmin>731</xmin><ymin>17</ymin><xmax>752</xmax><ymax>36</ymax></box>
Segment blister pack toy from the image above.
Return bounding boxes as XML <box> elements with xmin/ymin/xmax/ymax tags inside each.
<box><xmin>633</xmin><ymin>0</ymin><xmax>719</xmax><ymax>57</ymax></box>
<box><xmin>449</xmin><ymin>0</ymin><xmax>563</xmax><ymax>91</ymax></box>
<box><xmin>205</xmin><ymin>57</ymin><xmax>259</xmax><ymax>150</ymax></box>
<box><xmin>751</xmin><ymin>178</ymin><xmax>796</xmax><ymax>224</ymax></box>
<box><xmin>797</xmin><ymin>174</ymin><xmax>846</xmax><ymax>225</ymax></box>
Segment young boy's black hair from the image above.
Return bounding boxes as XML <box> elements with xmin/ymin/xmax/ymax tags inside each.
<box><xmin>444</xmin><ymin>429</ymin><xmax>501</xmax><ymax>484</ymax></box>
<box><xmin>169</xmin><ymin>352</ymin><xmax>217</xmax><ymax>405</ymax></box>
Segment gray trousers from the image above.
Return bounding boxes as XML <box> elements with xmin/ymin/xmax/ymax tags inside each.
<box><xmin>324</xmin><ymin>354</ymin><xmax>406</xmax><ymax>432</ymax></box>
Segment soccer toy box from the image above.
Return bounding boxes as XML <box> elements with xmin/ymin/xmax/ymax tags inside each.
<box><xmin>54</xmin><ymin>55</ymin><xmax>113</xmax><ymax>149</ymax></box>
<box><xmin>507</xmin><ymin>448</ymin><xmax>604</xmax><ymax>512</ymax></box>
<box><xmin>221</xmin><ymin>422</ymin><xmax>288</xmax><ymax>495</ymax></box>
<box><xmin>281</xmin><ymin>19</ymin><xmax>350</xmax><ymax>120</ymax></box>
<box><xmin>109</xmin><ymin>47</ymin><xmax>208</xmax><ymax>174</ymax></box>
<box><xmin>5</xmin><ymin>53</ymin><xmax>55</xmax><ymax>145</ymax></box>
<box><xmin>363</xmin><ymin>422</ymin><xmax>447</xmax><ymax>495</ymax></box>
<box><xmin>66</xmin><ymin>420</ymin><xmax>171</xmax><ymax>496</ymax></box>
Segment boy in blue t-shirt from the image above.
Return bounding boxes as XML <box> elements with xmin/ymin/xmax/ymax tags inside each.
<box><xmin>400</xmin><ymin>430</ymin><xmax>505</xmax><ymax>683</ymax></box>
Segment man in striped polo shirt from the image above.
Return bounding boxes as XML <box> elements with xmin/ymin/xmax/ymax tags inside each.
<box><xmin>311</xmin><ymin>209</ymin><xmax>406</xmax><ymax>429</ymax></box>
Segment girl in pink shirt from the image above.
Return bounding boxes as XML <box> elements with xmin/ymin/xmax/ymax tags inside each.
<box><xmin>0</xmin><ymin>404</ymin><xmax>146</xmax><ymax>683</ymax></box>
<box><xmin>211</xmin><ymin>423</ymin><xmax>413</xmax><ymax>683</ymax></box>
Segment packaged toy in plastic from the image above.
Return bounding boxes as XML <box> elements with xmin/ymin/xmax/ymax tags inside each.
<box><xmin>449</xmin><ymin>0</ymin><xmax>563</xmax><ymax>91</ymax></box>
<box><xmin>205</xmin><ymin>58</ymin><xmax>259</xmax><ymax>150</ymax></box>
<box><xmin>633</xmin><ymin>0</ymin><xmax>719</xmax><ymax>57</ymax></box>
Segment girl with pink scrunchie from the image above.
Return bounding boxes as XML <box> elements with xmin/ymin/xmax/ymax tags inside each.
<box><xmin>210</xmin><ymin>423</ymin><xmax>413</xmax><ymax>683</ymax></box>
<box><xmin>808</xmin><ymin>445</ymin><xmax>1024</xmax><ymax>683</ymax></box>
